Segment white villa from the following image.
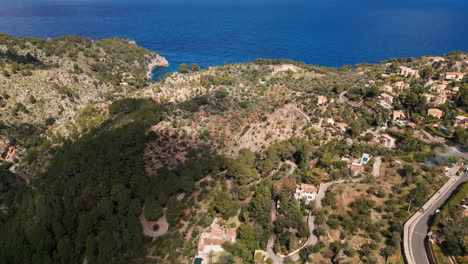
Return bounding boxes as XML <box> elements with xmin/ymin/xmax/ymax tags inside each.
<box><xmin>294</xmin><ymin>183</ymin><xmax>318</xmax><ymax>204</ymax></box>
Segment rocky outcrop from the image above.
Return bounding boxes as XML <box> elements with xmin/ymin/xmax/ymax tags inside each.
<box><xmin>0</xmin><ymin>144</ymin><xmax>16</xmax><ymax>162</ymax></box>
<box><xmin>146</xmin><ymin>54</ymin><xmax>169</xmax><ymax>79</ymax></box>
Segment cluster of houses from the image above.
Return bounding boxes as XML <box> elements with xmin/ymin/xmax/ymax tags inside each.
<box><xmin>445</xmin><ymin>72</ymin><xmax>465</xmax><ymax>81</ymax></box>
<box><xmin>398</xmin><ymin>64</ymin><xmax>465</xmax><ymax>82</ymax></box>
<box><xmin>195</xmin><ymin>219</ymin><xmax>237</xmax><ymax>264</ymax></box>
<box><xmin>378</xmin><ymin>65</ymin><xmax>466</xmax><ymax>128</ymax></box>
<box><xmin>423</xmin><ymin>82</ymin><xmax>460</xmax><ymax>107</ymax></box>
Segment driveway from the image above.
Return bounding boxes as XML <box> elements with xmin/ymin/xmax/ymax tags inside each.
<box><xmin>372</xmin><ymin>157</ymin><xmax>382</xmax><ymax>178</ymax></box>
<box><xmin>266</xmin><ymin>177</ymin><xmax>361</xmax><ymax>263</ymax></box>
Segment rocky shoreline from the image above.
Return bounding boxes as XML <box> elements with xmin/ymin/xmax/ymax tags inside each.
<box><xmin>147</xmin><ymin>54</ymin><xmax>169</xmax><ymax>79</ymax></box>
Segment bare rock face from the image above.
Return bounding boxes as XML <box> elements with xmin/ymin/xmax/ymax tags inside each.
<box><xmin>0</xmin><ymin>144</ymin><xmax>16</xmax><ymax>162</ymax></box>
<box><xmin>146</xmin><ymin>54</ymin><xmax>169</xmax><ymax>78</ymax></box>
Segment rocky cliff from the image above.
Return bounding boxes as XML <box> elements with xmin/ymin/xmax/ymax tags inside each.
<box><xmin>146</xmin><ymin>54</ymin><xmax>169</xmax><ymax>78</ymax></box>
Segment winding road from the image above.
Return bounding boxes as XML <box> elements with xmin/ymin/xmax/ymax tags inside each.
<box><xmin>339</xmin><ymin>91</ymin><xmax>360</xmax><ymax>107</ymax></box>
<box><xmin>404</xmin><ymin>172</ymin><xmax>467</xmax><ymax>264</ymax></box>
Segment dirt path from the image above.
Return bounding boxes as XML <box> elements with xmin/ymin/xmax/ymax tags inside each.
<box><xmin>290</xmin><ymin>105</ymin><xmax>310</xmax><ymax>122</ymax></box>
<box><xmin>420</xmin><ymin>129</ymin><xmax>446</xmax><ymax>144</ymax></box>
<box><xmin>372</xmin><ymin>157</ymin><xmax>382</xmax><ymax>178</ymax></box>
<box><xmin>446</xmin><ymin>146</ymin><xmax>468</xmax><ymax>160</ymax></box>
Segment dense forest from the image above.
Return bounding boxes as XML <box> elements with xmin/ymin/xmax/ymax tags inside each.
<box><xmin>0</xmin><ymin>99</ymin><xmax>185</xmax><ymax>263</ymax></box>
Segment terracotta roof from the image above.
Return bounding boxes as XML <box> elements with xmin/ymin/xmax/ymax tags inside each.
<box><xmin>428</xmin><ymin>108</ymin><xmax>443</xmax><ymax>118</ymax></box>
<box><xmin>297</xmin><ymin>183</ymin><xmax>318</xmax><ymax>194</ymax></box>
<box><xmin>407</xmin><ymin>122</ymin><xmax>416</xmax><ymax>128</ymax></box>
<box><xmin>334</xmin><ymin>122</ymin><xmax>348</xmax><ymax>131</ymax></box>
<box><xmin>317</xmin><ymin>95</ymin><xmax>327</xmax><ymax>104</ymax></box>
<box><xmin>351</xmin><ymin>164</ymin><xmax>364</xmax><ymax>172</ymax></box>
<box><xmin>446</xmin><ymin>72</ymin><xmax>465</xmax><ymax>76</ymax></box>
<box><xmin>393</xmin><ymin>110</ymin><xmax>405</xmax><ymax>121</ymax></box>
<box><xmin>381</xmin><ymin>85</ymin><xmax>393</xmax><ymax>92</ymax></box>
<box><xmin>380</xmin><ymin>93</ymin><xmax>393</xmax><ymax>99</ymax></box>
<box><xmin>379</xmin><ymin>134</ymin><xmax>394</xmax><ymax>141</ymax></box>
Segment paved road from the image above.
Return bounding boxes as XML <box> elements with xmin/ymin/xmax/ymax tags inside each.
<box><xmin>284</xmin><ymin>160</ymin><xmax>298</xmax><ymax>176</ymax></box>
<box><xmin>339</xmin><ymin>91</ymin><xmax>360</xmax><ymax>107</ymax></box>
<box><xmin>266</xmin><ymin>161</ymin><xmax>298</xmax><ymax>264</ymax></box>
<box><xmin>267</xmin><ymin>204</ymin><xmax>284</xmax><ymax>264</ymax></box>
<box><xmin>404</xmin><ymin>173</ymin><xmax>467</xmax><ymax>264</ymax></box>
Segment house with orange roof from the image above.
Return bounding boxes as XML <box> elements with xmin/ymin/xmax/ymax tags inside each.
<box><xmin>379</xmin><ymin>93</ymin><xmax>394</xmax><ymax>104</ymax></box>
<box><xmin>399</xmin><ymin>66</ymin><xmax>419</xmax><ymax>78</ymax></box>
<box><xmin>378</xmin><ymin>93</ymin><xmax>394</xmax><ymax>108</ymax></box>
<box><xmin>423</xmin><ymin>94</ymin><xmax>435</xmax><ymax>102</ymax></box>
<box><xmin>378</xmin><ymin>134</ymin><xmax>396</xmax><ymax>148</ymax></box>
<box><xmin>294</xmin><ymin>183</ymin><xmax>318</xmax><ymax>204</ymax></box>
<box><xmin>407</xmin><ymin>122</ymin><xmax>417</xmax><ymax>129</ymax></box>
<box><xmin>445</xmin><ymin>72</ymin><xmax>465</xmax><ymax>81</ymax></box>
<box><xmin>428</xmin><ymin>108</ymin><xmax>443</xmax><ymax>119</ymax></box>
<box><xmin>317</xmin><ymin>95</ymin><xmax>327</xmax><ymax>105</ymax></box>
<box><xmin>393</xmin><ymin>110</ymin><xmax>406</xmax><ymax>122</ymax></box>
<box><xmin>393</xmin><ymin>81</ymin><xmax>410</xmax><ymax>90</ymax></box>
<box><xmin>426</xmin><ymin>56</ymin><xmax>445</xmax><ymax>62</ymax></box>
<box><xmin>454</xmin><ymin>116</ymin><xmax>468</xmax><ymax>128</ymax></box>
<box><xmin>381</xmin><ymin>85</ymin><xmax>393</xmax><ymax>93</ymax></box>
<box><xmin>430</xmin><ymin>84</ymin><xmax>447</xmax><ymax>94</ymax></box>
<box><xmin>350</xmin><ymin>164</ymin><xmax>364</xmax><ymax>176</ymax></box>
<box><xmin>334</xmin><ymin>122</ymin><xmax>348</xmax><ymax>132</ymax></box>
<box><xmin>433</xmin><ymin>96</ymin><xmax>447</xmax><ymax>106</ymax></box>
<box><xmin>196</xmin><ymin>220</ymin><xmax>237</xmax><ymax>263</ymax></box>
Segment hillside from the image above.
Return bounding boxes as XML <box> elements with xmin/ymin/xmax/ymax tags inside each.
<box><xmin>0</xmin><ymin>35</ymin><xmax>467</xmax><ymax>264</ymax></box>
<box><xmin>0</xmin><ymin>34</ymin><xmax>167</xmax><ymax>180</ymax></box>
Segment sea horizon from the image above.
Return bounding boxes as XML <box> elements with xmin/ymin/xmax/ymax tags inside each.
<box><xmin>0</xmin><ymin>1</ymin><xmax>467</xmax><ymax>79</ymax></box>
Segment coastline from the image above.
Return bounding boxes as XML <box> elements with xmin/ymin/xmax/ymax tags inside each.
<box><xmin>147</xmin><ymin>54</ymin><xmax>169</xmax><ymax>79</ymax></box>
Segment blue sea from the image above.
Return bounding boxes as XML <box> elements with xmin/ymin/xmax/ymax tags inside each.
<box><xmin>0</xmin><ymin>0</ymin><xmax>467</xmax><ymax>80</ymax></box>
